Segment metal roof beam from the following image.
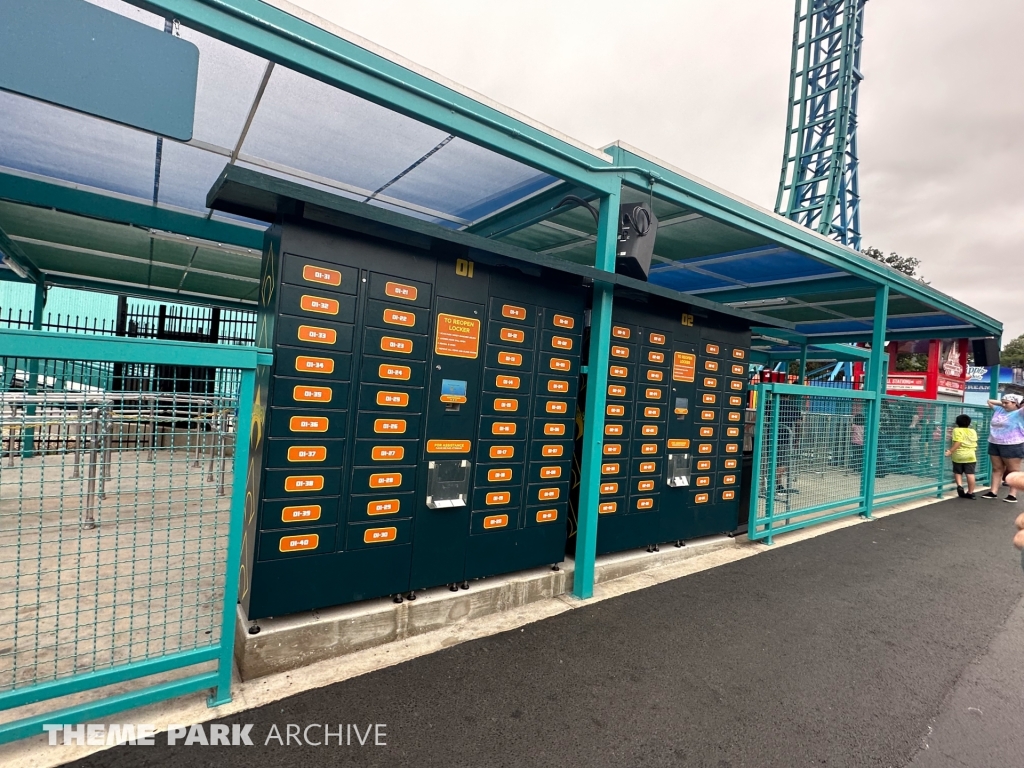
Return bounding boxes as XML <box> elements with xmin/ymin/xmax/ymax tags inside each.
<box><xmin>694</xmin><ymin>275</ymin><xmax>869</xmax><ymax>303</ymax></box>
<box><xmin>0</xmin><ymin>224</ymin><xmax>44</xmax><ymax>285</ymax></box>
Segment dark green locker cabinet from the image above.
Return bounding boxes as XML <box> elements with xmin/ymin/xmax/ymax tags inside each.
<box><xmin>568</xmin><ymin>292</ymin><xmax>750</xmax><ymax>557</ymax></box>
<box><xmin>241</xmin><ymin>217</ymin><xmax>585</xmax><ymax>620</ymax></box>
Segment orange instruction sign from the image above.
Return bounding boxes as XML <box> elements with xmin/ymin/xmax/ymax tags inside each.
<box><xmin>673</xmin><ymin>352</ymin><xmax>696</xmax><ymax>382</ymax></box>
<box><xmin>434</xmin><ymin>313</ymin><xmax>481</xmax><ymax>358</ymax></box>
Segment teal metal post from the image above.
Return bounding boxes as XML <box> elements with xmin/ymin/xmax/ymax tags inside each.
<box><xmin>747</xmin><ymin>383</ymin><xmax>767</xmax><ymax>539</ymax></box>
<box><xmin>936</xmin><ymin>405</ymin><xmax>949</xmax><ymax>498</ymax></box>
<box><xmin>798</xmin><ymin>344</ymin><xmax>808</xmax><ymax>384</ymax></box>
<box><xmin>764</xmin><ymin>388</ymin><xmax>781</xmax><ymax>545</ymax></box>
<box><xmin>572</xmin><ymin>188</ymin><xmax>620</xmax><ymax>599</ymax></box>
<box><xmin>860</xmin><ymin>285</ymin><xmax>889</xmax><ymax>518</ymax></box>
<box><xmin>21</xmin><ymin>282</ymin><xmax>45</xmax><ymax>458</ymax></box>
<box><xmin>208</xmin><ymin>364</ymin><xmax>257</xmax><ymax>706</ymax></box>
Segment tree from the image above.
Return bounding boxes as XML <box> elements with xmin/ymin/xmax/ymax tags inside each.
<box><xmin>862</xmin><ymin>246</ymin><xmax>920</xmax><ymax>277</ymax></box>
<box><xmin>1001</xmin><ymin>334</ymin><xmax>1024</xmax><ymax>368</ymax></box>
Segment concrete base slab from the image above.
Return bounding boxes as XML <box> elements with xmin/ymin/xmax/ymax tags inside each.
<box><xmin>235</xmin><ymin>534</ymin><xmax>738</xmax><ymax>680</ymax></box>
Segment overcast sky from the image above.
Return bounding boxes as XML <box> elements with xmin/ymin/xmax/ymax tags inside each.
<box><xmin>293</xmin><ymin>0</ymin><xmax>1023</xmax><ymax>343</ymax></box>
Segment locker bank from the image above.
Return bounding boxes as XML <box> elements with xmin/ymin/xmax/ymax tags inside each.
<box><xmin>232</xmin><ymin>191</ymin><xmax>590</xmax><ymax>620</ymax></box>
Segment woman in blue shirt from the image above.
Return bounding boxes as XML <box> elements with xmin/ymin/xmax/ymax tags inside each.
<box><xmin>982</xmin><ymin>393</ymin><xmax>1024</xmax><ymax>502</ymax></box>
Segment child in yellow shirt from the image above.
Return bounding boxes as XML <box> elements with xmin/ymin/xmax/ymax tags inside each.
<box><xmin>945</xmin><ymin>414</ymin><xmax>978</xmax><ymax>499</ymax></box>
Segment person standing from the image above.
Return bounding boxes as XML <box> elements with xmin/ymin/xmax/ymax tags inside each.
<box><xmin>981</xmin><ymin>393</ymin><xmax>1024</xmax><ymax>502</ymax></box>
<box><xmin>945</xmin><ymin>414</ymin><xmax>978</xmax><ymax>499</ymax></box>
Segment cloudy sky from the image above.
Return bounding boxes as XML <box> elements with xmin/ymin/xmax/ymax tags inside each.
<box><xmin>292</xmin><ymin>0</ymin><xmax>1023</xmax><ymax>343</ymax></box>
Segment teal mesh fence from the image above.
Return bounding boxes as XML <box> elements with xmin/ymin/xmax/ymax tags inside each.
<box><xmin>750</xmin><ymin>385</ymin><xmax>993</xmax><ymax>543</ymax></box>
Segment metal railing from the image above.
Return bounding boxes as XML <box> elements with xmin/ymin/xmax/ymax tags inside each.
<box><xmin>749</xmin><ymin>384</ymin><xmax>992</xmax><ymax>544</ymax></box>
<box><xmin>0</xmin><ymin>329</ymin><xmax>267</xmax><ymax>744</ymax></box>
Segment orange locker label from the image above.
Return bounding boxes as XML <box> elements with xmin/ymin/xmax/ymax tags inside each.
<box><xmin>645</xmin><ymin>388</ymin><xmax>662</xmax><ymax>400</ymax></box>
<box><xmin>542</xmin><ymin>445</ymin><xmax>563</xmax><ymax>457</ymax></box>
<box><xmin>485</xmin><ymin>491</ymin><xmax>511</xmax><ymax>506</ymax></box>
<box><xmin>722</xmin><ymin>490</ymin><xmax>736</xmax><ymax>501</ymax></box>
<box><xmin>611</xmin><ymin>345</ymin><xmax>630</xmax><ymax>359</ymax></box>
<box><xmin>705</xmin><ymin>360</ymin><xmax>719</xmax><ymax>372</ymax></box>
<box><xmin>724</xmin><ymin>458</ymin><xmax>738</xmax><ymax>469</ymax></box>
<box><xmin>435</xmin><ymin>314</ymin><xmax>481</xmax><ymax>359</ymax></box>
<box><xmin>502</xmin><ymin>304</ymin><xmax>527</xmax><ymax>320</ymax></box>
<box><xmin>282</xmin><ymin>504</ymin><xmax>321</xmax><ymax>523</ymax></box>
<box><xmin>639</xmin><ymin>461</ymin><xmax>656</xmax><ymax>473</ymax></box>
<box><xmin>491</xmin><ymin>422</ymin><xmax>517</xmax><ymax>435</ymax></box>
<box><xmin>609</xmin><ymin>366</ymin><xmax>628</xmax><ymax>378</ymax></box>
<box><xmin>548</xmin><ymin>380</ymin><xmax>569</xmax><ymax>393</ymax></box>
<box><xmin>599</xmin><ymin>501</ymin><xmax>618</xmax><ymax>514</ymax></box>
<box><xmin>383</xmin><ymin>308</ymin><xmax>416</xmax><ymax>327</ymax></box>
<box><xmin>285</xmin><ymin>475</ymin><xmax>324</xmax><ymax>492</ymax></box>
<box><xmin>694</xmin><ymin>493</ymin><xmax>709</xmax><ymax>504</ymax></box>
<box><xmin>605</xmin><ymin>424</ymin><xmax>623</xmax><ymax>436</ymax></box>
<box><xmin>701</xmin><ymin>410</ymin><xmax>715</xmax><ymax>420</ymax></box>
<box><xmin>731</xmin><ymin>364</ymin><xmax>745</xmax><ymax>375</ymax></box>
<box><xmin>603</xmin><ymin>443</ymin><xmax>622</xmax><ymax>455</ymax></box>
<box><xmin>289</xmin><ymin>416</ymin><xmax>328</xmax><ymax>433</ymax></box>
<box><xmin>612</xmin><ymin>326</ymin><xmax>631</xmax><ymax>339</ymax></box>
<box><xmin>637</xmin><ymin>480</ymin><xmax>656</xmax><ymax>491</ymax></box>
<box><xmin>649</xmin><ymin>332</ymin><xmax>666</xmax><ymax>345</ymax></box>
<box><xmin>367</xmin><ymin>499</ymin><xmax>400</xmax><ymax>516</ymax></box>
<box><xmin>500</xmin><ymin>327</ymin><xmax>525</xmax><ymax>343</ymax></box>
<box><xmin>704</xmin><ymin>377</ymin><xmax>719</xmax><ymax>388</ymax></box>
<box><xmin>647</xmin><ymin>369</ymin><xmax>664</xmax><ymax>382</ymax></box>
<box><xmin>732</xmin><ymin>348</ymin><xmax>746</xmax><ymax>360</ymax></box>
<box><xmin>699</xmin><ymin>427</ymin><xmax>714</xmax><ymax>437</ymax></box>
<box><xmin>648</xmin><ymin>351</ymin><xmax>665</xmax><ymax>364</ymax></box>
<box><xmin>729</xmin><ymin>395</ymin><xmax>744</xmax><ymax>406</ymax></box>
<box><xmin>377</xmin><ymin>391</ymin><xmax>409</xmax><ymax>407</ymax></box>
<box><xmin>642</xmin><ymin>424</ymin><xmax>659</xmax><ymax>436</ymax></box>
<box><xmin>536</xmin><ymin>509</ymin><xmax>559</xmax><ymax>523</ymax></box>
<box><xmin>705</xmin><ymin>343</ymin><xmax>720</xmax><ymax>355</ymax></box>
<box><xmin>698</xmin><ymin>443</ymin><xmax>713</xmax><ymax>454</ymax></box>
<box><xmin>608</xmin><ymin>385</ymin><xmax>627</xmax><ymax>397</ymax></box>
<box><xmin>601</xmin><ymin>463</ymin><xmax>620</xmax><ymax>475</ymax></box>
<box><xmin>644</xmin><ymin>406</ymin><xmax>661</xmax><ymax>418</ymax></box>
<box><xmin>723</xmin><ymin>474</ymin><xmax>737</xmax><ymax>485</ymax></box>
<box><xmin>636</xmin><ymin>497</ymin><xmax>654</xmax><ymax>510</ymax></box>
<box><xmin>498</xmin><ymin>351</ymin><xmax>523</xmax><ymax>366</ymax></box>
<box><xmin>380</xmin><ymin>336</ymin><xmax>413</xmax><ymax>354</ymax></box>
<box><xmin>279</xmin><ymin>534</ymin><xmax>319</xmax><ymax>553</ymax></box>
<box><xmin>300</xmin><ymin>294</ymin><xmax>340</xmax><ymax>315</ymax></box>
<box><xmin>374</xmin><ymin>419</ymin><xmax>407</xmax><ymax>434</ymax></box>
<box><xmin>730</xmin><ymin>380</ymin><xmax>744</xmax><ymax>390</ymax></box>
<box><xmin>364</xmin><ymin>527</ymin><xmax>397</xmax><ymax>544</ymax></box>
<box><xmin>292</xmin><ymin>385</ymin><xmax>332</xmax><ymax>404</ymax></box>
<box><xmin>544</xmin><ymin>423</ymin><xmax>566</xmax><ymax>436</ymax></box>
<box><xmin>487</xmin><ymin>468</ymin><xmax>513</xmax><ymax>482</ymax></box>
<box><xmin>385</xmin><ymin>281</ymin><xmax>418</xmax><ymax>301</ymax></box>
<box><xmin>728</xmin><ymin>412</ymin><xmax>742</xmax><ymax>422</ymax></box>
<box><xmin>697</xmin><ymin>460</ymin><xmax>712</xmax><ymax>471</ymax></box>
<box><xmin>379</xmin><ymin>364</ymin><xmax>411</xmax><ymax>381</ymax></box>
<box><xmin>553</xmin><ymin>314</ymin><xmax>575</xmax><ymax>329</ymax></box>
<box><xmin>489</xmin><ymin>445</ymin><xmax>515</xmax><ymax>459</ymax></box>
<box><xmin>302</xmin><ymin>265</ymin><xmax>341</xmax><ymax>287</ymax></box>
<box><xmin>668</xmin><ymin>439</ymin><xmax>691</xmax><ymax>449</ymax></box>
<box><xmin>725</xmin><ymin>443</ymin><xmax>740</xmax><ymax>453</ymax></box>
<box><xmin>483</xmin><ymin>515</ymin><xmax>509</xmax><ymax>529</ymax></box>
<box><xmin>369</xmin><ymin>472</ymin><xmax>402</xmax><ymax>488</ymax></box>
<box><xmin>496</xmin><ymin>375</ymin><xmax>521</xmax><ymax>389</ymax></box>
<box><xmin>551</xmin><ymin>336</ymin><xmax>573</xmax><ymax>350</ymax></box>
<box><xmin>493</xmin><ymin>398</ymin><xmax>519</xmax><ymax>412</ymax></box>
<box><xmin>702</xmin><ymin>393</ymin><xmax>717</xmax><ymax>404</ymax></box>
<box><xmin>607</xmin><ymin>404</ymin><xmax>625</xmax><ymax>416</ymax></box>
<box><xmin>600</xmin><ymin>482</ymin><xmax>618</xmax><ymax>495</ymax></box>
<box><xmin>696</xmin><ymin>476</ymin><xmax>711</xmax><ymax>487</ymax></box>
<box><xmin>549</xmin><ymin>358</ymin><xmax>571</xmax><ymax>372</ymax></box>
<box><xmin>540</xmin><ymin>466</ymin><xmax>562</xmax><ymax>479</ymax></box>
<box><xmin>295</xmin><ymin>327</ymin><xmax>334</xmax><ymax>349</ymax></box>
<box><xmin>372</xmin><ymin>446</ymin><xmax>405</xmax><ymax>461</ymax></box>
<box><xmin>295</xmin><ymin>355</ymin><xmax>334</xmax><ymax>375</ymax></box>
<box><xmin>287</xmin><ymin>446</ymin><xmax>326</xmax><ymax>462</ymax></box>
<box><xmin>673</xmin><ymin>352</ymin><xmax>696</xmax><ymax>382</ymax></box>
<box><xmin>640</xmin><ymin>443</ymin><xmax>658</xmax><ymax>455</ymax></box>
<box><xmin>536</xmin><ymin>488</ymin><xmax>556</xmax><ymax>501</ymax></box>
<box><xmin>546</xmin><ymin>401</ymin><xmax>567</xmax><ymax>414</ymax></box>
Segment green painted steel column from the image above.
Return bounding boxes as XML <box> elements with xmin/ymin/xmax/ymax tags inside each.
<box><xmin>572</xmin><ymin>188</ymin><xmax>620</xmax><ymax>599</ymax></box>
<box><xmin>860</xmin><ymin>285</ymin><xmax>889</xmax><ymax>518</ymax></box>
<box><xmin>798</xmin><ymin>344</ymin><xmax>808</xmax><ymax>384</ymax></box>
<box><xmin>21</xmin><ymin>282</ymin><xmax>45</xmax><ymax>459</ymax></box>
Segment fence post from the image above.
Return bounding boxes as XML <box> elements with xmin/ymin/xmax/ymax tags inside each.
<box><xmin>860</xmin><ymin>285</ymin><xmax>889</xmax><ymax>518</ymax></box>
<box><xmin>764</xmin><ymin>387</ymin><xmax>781</xmax><ymax>545</ymax></box>
<box><xmin>748</xmin><ymin>384</ymin><xmax>767</xmax><ymax>540</ymax></box>
<box><xmin>937</xmin><ymin>405</ymin><xmax>949</xmax><ymax>498</ymax></box>
<box><xmin>21</xmin><ymin>282</ymin><xmax>45</xmax><ymax>458</ymax></box>
<box><xmin>208</xmin><ymin>367</ymin><xmax>255</xmax><ymax>707</ymax></box>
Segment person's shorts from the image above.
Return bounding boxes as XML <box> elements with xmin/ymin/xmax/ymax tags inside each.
<box><xmin>988</xmin><ymin>442</ymin><xmax>1024</xmax><ymax>460</ymax></box>
<box><xmin>952</xmin><ymin>461</ymin><xmax>976</xmax><ymax>475</ymax></box>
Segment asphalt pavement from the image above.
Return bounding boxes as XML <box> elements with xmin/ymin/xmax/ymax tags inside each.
<box><xmin>68</xmin><ymin>497</ymin><xmax>1024</xmax><ymax>768</ymax></box>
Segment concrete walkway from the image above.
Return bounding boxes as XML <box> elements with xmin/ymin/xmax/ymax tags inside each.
<box><xmin>52</xmin><ymin>496</ymin><xmax>1023</xmax><ymax>768</ymax></box>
